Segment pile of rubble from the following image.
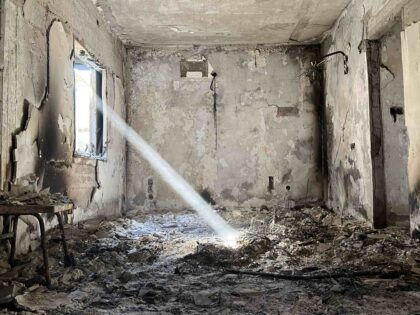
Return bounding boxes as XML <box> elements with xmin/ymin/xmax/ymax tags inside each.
<box><xmin>0</xmin><ymin>206</ymin><xmax>419</xmax><ymax>314</ymax></box>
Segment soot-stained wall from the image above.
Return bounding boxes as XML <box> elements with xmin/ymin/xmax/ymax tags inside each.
<box><xmin>402</xmin><ymin>0</ymin><xmax>420</xmax><ymax>237</ymax></box>
<box><xmin>322</xmin><ymin>0</ymin><xmax>410</xmax><ymax>226</ymax></box>
<box><xmin>126</xmin><ymin>46</ymin><xmax>323</xmax><ymax>211</ymax></box>
<box><xmin>322</xmin><ymin>0</ymin><xmax>373</xmax><ymax>223</ymax></box>
<box><xmin>379</xmin><ymin>21</ymin><xmax>410</xmax><ymax>226</ymax></box>
<box><xmin>1</xmin><ymin>0</ymin><xmax>126</xmax><ymax>252</ymax></box>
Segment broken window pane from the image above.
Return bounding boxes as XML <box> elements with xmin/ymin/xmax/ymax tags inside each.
<box><xmin>73</xmin><ymin>44</ymin><xmax>106</xmax><ymax>159</ymax></box>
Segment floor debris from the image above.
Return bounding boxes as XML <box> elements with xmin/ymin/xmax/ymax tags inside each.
<box><xmin>0</xmin><ymin>285</ymin><xmax>17</xmax><ymax>305</ymax></box>
<box><xmin>0</xmin><ymin>206</ymin><xmax>419</xmax><ymax>314</ymax></box>
<box><xmin>14</xmin><ymin>289</ymin><xmax>71</xmax><ymax>312</ymax></box>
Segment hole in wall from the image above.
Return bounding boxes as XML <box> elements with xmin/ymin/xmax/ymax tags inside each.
<box><xmin>268</xmin><ymin>176</ymin><xmax>274</xmax><ymax>193</ymax></box>
<box><xmin>351</xmin><ymin>143</ymin><xmax>356</xmax><ymax>150</ymax></box>
<box><xmin>147</xmin><ymin>178</ymin><xmax>154</xmax><ymax>200</ymax></box>
<box><xmin>180</xmin><ymin>59</ymin><xmax>209</xmax><ymax>78</ymax></box>
<box><xmin>200</xmin><ymin>189</ymin><xmax>216</xmax><ymax>205</ymax></box>
<box><xmin>390</xmin><ymin>106</ymin><xmax>404</xmax><ymax>123</ymax></box>
<box><xmin>20</xmin><ymin>100</ymin><xmax>31</xmax><ymax>131</ymax></box>
<box><xmin>286</xmin><ymin>185</ymin><xmax>291</xmax><ymax>191</ymax></box>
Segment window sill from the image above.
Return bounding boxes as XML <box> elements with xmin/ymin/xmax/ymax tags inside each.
<box><xmin>74</xmin><ymin>151</ymin><xmax>107</xmax><ymax>162</ymax></box>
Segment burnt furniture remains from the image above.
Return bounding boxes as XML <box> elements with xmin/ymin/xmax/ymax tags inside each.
<box><xmin>0</xmin><ymin>204</ymin><xmax>75</xmax><ymax>287</ymax></box>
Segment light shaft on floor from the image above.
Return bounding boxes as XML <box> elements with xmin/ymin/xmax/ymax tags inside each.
<box><xmin>101</xmin><ymin>103</ymin><xmax>238</xmax><ymax>245</ymax></box>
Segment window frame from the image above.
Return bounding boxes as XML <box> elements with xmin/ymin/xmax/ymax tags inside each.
<box><xmin>73</xmin><ymin>41</ymin><xmax>108</xmax><ymax>161</ymax></box>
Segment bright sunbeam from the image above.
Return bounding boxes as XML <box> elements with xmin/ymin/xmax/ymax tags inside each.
<box><xmin>100</xmin><ymin>103</ymin><xmax>239</xmax><ymax>242</ymax></box>
<box><xmin>223</xmin><ymin>232</ymin><xmax>241</xmax><ymax>249</ymax></box>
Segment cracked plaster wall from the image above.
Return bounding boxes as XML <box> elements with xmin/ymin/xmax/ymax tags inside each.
<box><xmin>402</xmin><ymin>0</ymin><xmax>420</xmax><ymax>238</ymax></box>
<box><xmin>1</xmin><ymin>0</ymin><xmax>126</xmax><ymax>252</ymax></box>
<box><xmin>126</xmin><ymin>46</ymin><xmax>323</xmax><ymax>211</ymax></box>
<box><xmin>379</xmin><ymin>21</ymin><xmax>409</xmax><ymax>227</ymax></box>
<box><xmin>322</xmin><ymin>0</ymin><xmax>375</xmax><ymax>223</ymax></box>
<box><xmin>322</xmin><ymin>0</ymin><xmax>412</xmax><ymax>227</ymax></box>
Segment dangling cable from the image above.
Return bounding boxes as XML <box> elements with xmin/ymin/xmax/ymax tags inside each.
<box><xmin>210</xmin><ymin>72</ymin><xmax>218</xmax><ymax>150</ymax></box>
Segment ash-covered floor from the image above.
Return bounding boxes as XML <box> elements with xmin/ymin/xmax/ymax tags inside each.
<box><xmin>1</xmin><ymin>206</ymin><xmax>420</xmax><ymax>314</ymax></box>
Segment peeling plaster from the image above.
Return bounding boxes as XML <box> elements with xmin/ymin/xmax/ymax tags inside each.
<box><xmin>322</xmin><ymin>0</ymin><xmax>413</xmax><ymax>228</ymax></box>
<box><xmin>1</xmin><ymin>0</ymin><xmax>126</xmax><ymax>253</ymax></box>
<box><xmin>57</xmin><ymin>114</ymin><xmax>72</xmax><ymax>144</ymax></box>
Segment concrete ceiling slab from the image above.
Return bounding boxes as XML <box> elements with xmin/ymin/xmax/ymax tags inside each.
<box><xmin>94</xmin><ymin>0</ymin><xmax>351</xmax><ymax>46</ymax></box>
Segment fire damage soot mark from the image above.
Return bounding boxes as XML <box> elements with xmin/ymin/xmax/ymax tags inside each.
<box><xmin>201</xmin><ymin>189</ymin><xmax>216</xmax><ymax>205</ymax></box>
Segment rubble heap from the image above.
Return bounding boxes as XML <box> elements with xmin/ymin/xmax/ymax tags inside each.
<box><xmin>0</xmin><ymin>206</ymin><xmax>419</xmax><ymax>314</ymax></box>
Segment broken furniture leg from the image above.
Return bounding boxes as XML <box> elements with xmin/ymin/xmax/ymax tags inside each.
<box><xmin>8</xmin><ymin>214</ymin><xmax>51</xmax><ymax>287</ymax></box>
<box><xmin>55</xmin><ymin>213</ymin><xmax>75</xmax><ymax>267</ymax></box>
<box><xmin>32</xmin><ymin>213</ymin><xmax>51</xmax><ymax>288</ymax></box>
<box><xmin>8</xmin><ymin>215</ymin><xmax>19</xmax><ymax>267</ymax></box>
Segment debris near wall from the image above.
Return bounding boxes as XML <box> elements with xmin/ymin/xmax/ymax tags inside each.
<box><xmin>184</xmin><ymin>237</ymin><xmax>272</xmax><ymax>268</ymax></box>
<box><xmin>0</xmin><ymin>175</ymin><xmax>72</xmax><ymax>206</ymax></box>
<box><xmin>0</xmin><ymin>207</ymin><xmax>419</xmax><ymax>314</ymax></box>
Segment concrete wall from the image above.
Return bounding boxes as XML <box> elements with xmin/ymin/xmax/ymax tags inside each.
<box><xmin>402</xmin><ymin>0</ymin><xmax>420</xmax><ymax>237</ymax></box>
<box><xmin>1</xmin><ymin>0</ymin><xmax>126</xmax><ymax>251</ymax></box>
<box><xmin>379</xmin><ymin>21</ymin><xmax>410</xmax><ymax>226</ymax></box>
<box><xmin>322</xmin><ymin>0</ymin><xmax>410</xmax><ymax>226</ymax></box>
<box><xmin>322</xmin><ymin>1</ymin><xmax>374</xmax><ymax>223</ymax></box>
<box><xmin>126</xmin><ymin>46</ymin><xmax>323</xmax><ymax>211</ymax></box>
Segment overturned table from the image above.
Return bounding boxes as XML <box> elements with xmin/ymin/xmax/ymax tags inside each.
<box><xmin>0</xmin><ymin>204</ymin><xmax>75</xmax><ymax>287</ymax></box>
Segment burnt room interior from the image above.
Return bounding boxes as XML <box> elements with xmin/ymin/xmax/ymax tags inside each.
<box><xmin>0</xmin><ymin>0</ymin><xmax>420</xmax><ymax>313</ymax></box>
